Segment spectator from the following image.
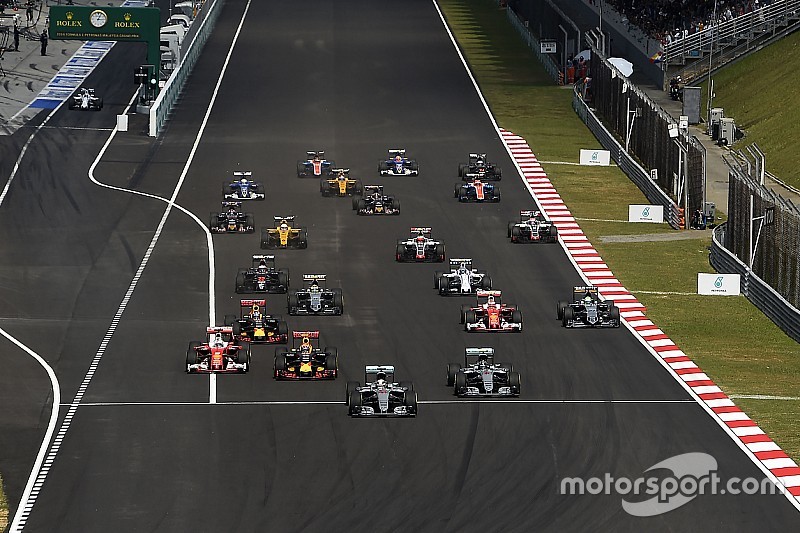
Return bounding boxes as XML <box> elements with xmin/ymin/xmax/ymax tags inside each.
<box><xmin>13</xmin><ymin>23</ymin><xmax>19</xmax><ymax>52</ymax></box>
<box><xmin>40</xmin><ymin>31</ymin><xmax>47</xmax><ymax>56</ymax></box>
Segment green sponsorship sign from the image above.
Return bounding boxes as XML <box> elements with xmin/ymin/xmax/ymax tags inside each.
<box><xmin>49</xmin><ymin>6</ymin><xmax>160</xmax><ymax>40</ymax></box>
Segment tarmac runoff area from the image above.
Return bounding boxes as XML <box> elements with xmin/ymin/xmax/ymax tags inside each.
<box><xmin>0</xmin><ymin>1</ymin><xmax>132</xmax><ymax>136</ymax></box>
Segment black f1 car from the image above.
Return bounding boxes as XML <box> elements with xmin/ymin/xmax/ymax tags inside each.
<box><xmin>346</xmin><ymin>365</ymin><xmax>417</xmax><ymax>417</ymax></box>
<box><xmin>274</xmin><ymin>331</ymin><xmax>338</xmax><ymax>380</ymax></box>
<box><xmin>557</xmin><ymin>286</ymin><xmax>621</xmax><ymax>328</ymax></box>
<box><xmin>223</xmin><ymin>171</ymin><xmax>265</xmax><ymax>200</ymax></box>
<box><xmin>447</xmin><ymin>348</ymin><xmax>521</xmax><ymax>397</ymax></box>
<box><xmin>297</xmin><ymin>151</ymin><xmax>335</xmax><ymax>178</ymax></box>
<box><xmin>210</xmin><ymin>202</ymin><xmax>255</xmax><ymax>234</ymax></box>
<box><xmin>186</xmin><ymin>327</ymin><xmax>250</xmax><ymax>374</ymax></box>
<box><xmin>261</xmin><ymin>216</ymin><xmax>308</xmax><ymax>249</ymax></box>
<box><xmin>507</xmin><ymin>210</ymin><xmax>558</xmax><ymax>243</ymax></box>
<box><xmin>235</xmin><ymin>255</ymin><xmax>289</xmax><ymax>294</ymax></box>
<box><xmin>458</xmin><ymin>153</ymin><xmax>501</xmax><ymax>181</ymax></box>
<box><xmin>68</xmin><ymin>87</ymin><xmax>103</xmax><ymax>110</ymax></box>
<box><xmin>321</xmin><ymin>168</ymin><xmax>363</xmax><ymax>197</ymax></box>
<box><xmin>224</xmin><ymin>299</ymin><xmax>288</xmax><ymax>344</ymax></box>
<box><xmin>396</xmin><ymin>227</ymin><xmax>445</xmax><ymax>263</ymax></box>
<box><xmin>434</xmin><ymin>258</ymin><xmax>492</xmax><ymax>296</ymax></box>
<box><xmin>378</xmin><ymin>149</ymin><xmax>419</xmax><ymax>176</ymax></box>
<box><xmin>352</xmin><ymin>185</ymin><xmax>400</xmax><ymax>215</ymax></box>
<box><xmin>461</xmin><ymin>290</ymin><xmax>523</xmax><ymax>332</ymax></box>
<box><xmin>287</xmin><ymin>274</ymin><xmax>343</xmax><ymax>315</ymax></box>
<box><xmin>454</xmin><ymin>179</ymin><xmax>501</xmax><ymax>202</ymax></box>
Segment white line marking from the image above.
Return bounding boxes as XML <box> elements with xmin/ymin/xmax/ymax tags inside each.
<box><xmin>11</xmin><ymin>1</ymin><xmax>253</xmax><ymax>526</ymax></box>
<box><xmin>66</xmin><ymin>399</ymin><xmax>695</xmax><ymax>407</ymax></box>
<box><xmin>432</xmin><ymin>0</ymin><xmax>800</xmax><ymax>513</ymax></box>
<box><xmin>730</xmin><ymin>394</ymin><xmax>800</xmax><ymax>401</ymax></box>
<box><xmin>630</xmin><ymin>290</ymin><xmax>697</xmax><ymax>296</ymax></box>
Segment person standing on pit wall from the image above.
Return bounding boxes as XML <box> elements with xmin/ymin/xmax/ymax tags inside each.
<box><xmin>26</xmin><ymin>3</ymin><xmax>33</xmax><ymax>23</ymax></box>
<box><xmin>40</xmin><ymin>30</ymin><xmax>47</xmax><ymax>56</ymax></box>
<box><xmin>13</xmin><ymin>23</ymin><xmax>20</xmax><ymax>51</ymax></box>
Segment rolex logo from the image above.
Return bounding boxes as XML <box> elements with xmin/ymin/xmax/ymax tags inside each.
<box><xmin>66</xmin><ymin>11</ymin><xmax>73</xmax><ymax>20</ymax></box>
<box><xmin>124</xmin><ymin>12</ymin><xmax>132</xmax><ymax>21</ymax></box>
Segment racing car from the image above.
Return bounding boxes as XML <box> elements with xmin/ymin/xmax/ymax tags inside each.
<box><xmin>274</xmin><ymin>331</ymin><xmax>338</xmax><ymax>380</ymax></box>
<box><xmin>68</xmin><ymin>87</ymin><xmax>103</xmax><ymax>110</ymax></box>
<box><xmin>352</xmin><ymin>185</ymin><xmax>400</xmax><ymax>215</ymax></box>
<box><xmin>321</xmin><ymin>168</ymin><xmax>363</xmax><ymax>197</ymax></box>
<box><xmin>508</xmin><ymin>210</ymin><xmax>558</xmax><ymax>243</ymax></box>
<box><xmin>297</xmin><ymin>151</ymin><xmax>335</xmax><ymax>178</ymax></box>
<box><xmin>454</xmin><ymin>179</ymin><xmax>501</xmax><ymax>202</ymax></box>
<box><xmin>396</xmin><ymin>227</ymin><xmax>445</xmax><ymax>263</ymax></box>
<box><xmin>346</xmin><ymin>365</ymin><xmax>417</xmax><ymax>417</ymax></box>
<box><xmin>261</xmin><ymin>216</ymin><xmax>308</xmax><ymax>249</ymax></box>
<box><xmin>434</xmin><ymin>258</ymin><xmax>492</xmax><ymax>296</ymax></box>
<box><xmin>223</xmin><ymin>171</ymin><xmax>265</xmax><ymax>200</ymax></box>
<box><xmin>210</xmin><ymin>202</ymin><xmax>255</xmax><ymax>234</ymax></box>
<box><xmin>378</xmin><ymin>149</ymin><xmax>419</xmax><ymax>176</ymax></box>
<box><xmin>557</xmin><ymin>286</ymin><xmax>621</xmax><ymax>328</ymax></box>
<box><xmin>235</xmin><ymin>255</ymin><xmax>289</xmax><ymax>294</ymax></box>
<box><xmin>224</xmin><ymin>299</ymin><xmax>288</xmax><ymax>344</ymax></box>
<box><xmin>458</xmin><ymin>153</ymin><xmax>501</xmax><ymax>181</ymax></box>
<box><xmin>461</xmin><ymin>290</ymin><xmax>523</xmax><ymax>332</ymax></box>
<box><xmin>186</xmin><ymin>327</ymin><xmax>250</xmax><ymax>374</ymax></box>
<box><xmin>287</xmin><ymin>274</ymin><xmax>344</xmax><ymax>315</ymax></box>
<box><xmin>446</xmin><ymin>348</ymin><xmax>521</xmax><ymax>397</ymax></box>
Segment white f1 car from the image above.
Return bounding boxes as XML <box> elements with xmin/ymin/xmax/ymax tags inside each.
<box><xmin>68</xmin><ymin>88</ymin><xmax>103</xmax><ymax>111</ymax></box>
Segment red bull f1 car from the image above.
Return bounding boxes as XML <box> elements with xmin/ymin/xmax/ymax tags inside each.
<box><xmin>274</xmin><ymin>331</ymin><xmax>338</xmax><ymax>380</ymax></box>
<box><xmin>352</xmin><ymin>185</ymin><xmax>400</xmax><ymax>215</ymax></box>
<box><xmin>210</xmin><ymin>202</ymin><xmax>255</xmax><ymax>234</ymax></box>
<box><xmin>378</xmin><ymin>149</ymin><xmax>419</xmax><ymax>176</ymax></box>
<box><xmin>186</xmin><ymin>327</ymin><xmax>251</xmax><ymax>374</ymax></box>
<box><xmin>447</xmin><ymin>348</ymin><xmax>521</xmax><ymax>397</ymax></box>
<box><xmin>461</xmin><ymin>290</ymin><xmax>523</xmax><ymax>332</ymax></box>
<box><xmin>346</xmin><ymin>365</ymin><xmax>417</xmax><ymax>417</ymax></box>
<box><xmin>297</xmin><ymin>151</ymin><xmax>335</xmax><ymax>178</ymax></box>
<box><xmin>396</xmin><ymin>227</ymin><xmax>445</xmax><ymax>263</ymax></box>
<box><xmin>508</xmin><ymin>210</ymin><xmax>558</xmax><ymax>243</ymax></box>
<box><xmin>224</xmin><ymin>299</ymin><xmax>288</xmax><ymax>344</ymax></box>
<box><xmin>557</xmin><ymin>286</ymin><xmax>621</xmax><ymax>328</ymax></box>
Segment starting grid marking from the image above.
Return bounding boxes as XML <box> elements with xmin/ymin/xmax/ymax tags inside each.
<box><xmin>67</xmin><ymin>399</ymin><xmax>696</xmax><ymax>407</ymax></box>
<box><xmin>500</xmin><ymin>128</ymin><xmax>800</xmax><ymax>500</ymax></box>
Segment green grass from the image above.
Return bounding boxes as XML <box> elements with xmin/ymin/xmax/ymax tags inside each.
<box><xmin>440</xmin><ymin>0</ymin><xmax>800</xmax><ymax>459</ymax></box>
<box><xmin>699</xmin><ymin>30</ymin><xmax>800</xmax><ymax>188</ymax></box>
<box><xmin>1</xmin><ymin>474</ymin><xmax>7</xmax><ymax>532</ymax></box>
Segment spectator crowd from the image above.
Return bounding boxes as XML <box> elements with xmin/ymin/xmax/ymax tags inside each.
<box><xmin>597</xmin><ymin>0</ymin><xmax>775</xmax><ymax>46</ymax></box>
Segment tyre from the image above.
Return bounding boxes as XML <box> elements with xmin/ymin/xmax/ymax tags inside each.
<box><xmin>296</xmin><ymin>162</ymin><xmax>305</xmax><ymax>177</ymax></box>
<box><xmin>610</xmin><ymin>305</ymin><xmax>621</xmax><ymax>327</ymax></box>
<box><xmin>223</xmin><ymin>314</ymin><xmax>237</xmax><ymax>327</ymax></box>
<box><xmin>404</xmin><ymin>391</ymin><xmax>418</xmax><ymax>415</ymax></box>
<box><xmin>320</xmin><ymin>179</ymin><xmax>328</xmax><ymax>196</ymax></box>
<box><xmin>507</xmin><ymin>221</ymin><xmax>515</xmax><ymax>238</ymax></box>
<box><xmin>454</xmin><ymin>183</ymin><xmax>462</xmax><ymax>198</ymax></box>
<box><xmin>274</xmin><ymin>349</ymin><xmax>288</xmax><ymax>373</ymax></box>
<box><xmin>354</xmin><ymin>180</ymin><xmax>363</xmax><ymax>195</ymax></box>
<box><xmin>352</xmin><ymin>196</ymin><xmax>360</xmax><ymax>210</ymax></box>
<box><xmin>260</xmin><ymin>229</ymin><xmax>271</xmax><ymax>249</ymax></box>
<box><xmin>209</xmin><ymin>214</ymin><xmax>219</xmax><ymax>231</ymax></box>
<box><xmin>511</xmin><ymin>310</ymin><xmax>523</xmax><ymax>328</ymax></box>
<box><xmin>557</xmin><ymin>301</ymin><xmax>568</xmax><ymax>320</ymax></box>
<box><xmin>494</xmin><ymin>167</ymin><xmax>502</xmax><ymax>179</ymax></box>
<box><xmin>232</xmin><ymin>321</ymin><xmax>242</xmax><ymax>337</ymax></box>
<box><xmin>287</xmin><ymin>293</ymin><xmax>299</xmax><ymax>314</ymax></box>
<box><xmin>245</xmin><ymin>214</ymin><xmax>254</xmax><ymax>232</ymax></box>
<box><xmin>391</xmin><ymin>198</ymin><xmax>400</xmax><ymax>214</ymax></box>
<box><xmin>399</xmin><ymin>381</ymin><xmax>414</xmax><ymax>392</ymax></box>
<box><xmin>396</xmin><ymin>243</ymin><xmax>406</xmax><ymax>262</ymax></box>
<box><xmin>433</xmin><ymin>271</ymin><xmax>443</xmax><ymax>289</ymax></box>
<box><xmin>435</xmin><ymin>243</ymin><xmax>446</xmax><ymax>262</ymax></box>
<box><xmin>324</xmin><ymin>347</ymin><xmax>338</xmax><ymax>361</ymax></box>
<box><xmin>549</xmin><ymin>224</ymin><xmax>558</xmax><ymax>242</ymax></box>
<box><xmin>563</xmin><ymin>306</ymin><xmax>574</xmax><ymax>327</ymax></box>
<box><xmin>346</xmin><ymin>381</ymin><xmax>360</xmax><ymax>405</ymax></box>
<box><xmin>235</xmin><ymin>272</ymin><xmax>247</xmax><ymax>293</ymax></box>
<box><xmin>508</xmin><ymin>371</ymin><xmax>521</xmax><ymax>395</ymax></box>
<box><xmin>458</xmin><ymin>163</ymin><xmax>467</xmax><ymax>178</ymax></box>
<box><xmin>460</xmin><ymin>304</ymin><xmax>471</xmax><ymax>324</ymax></box>
<box><xmin>333</xmin><ymin>291</ymin><xmax>344</xmax><ymax>312</ymax></box>
<box><xmin>493</xmin><ymin>188</ymin><xmax>501</xmax><ymax>202</ymax></box>
<box><xmin>410</xmin><ymin>161</ymin><xmax>419</xmax><ymax>172</ymax></box>
<box><xmin>446</xmin><ymin>363</ymin><xmax>461</xmax><ymax>386</ymax></box>
<box><xmin>356</xmin><ymin>199</ymin><xmax>366</xmax><ymax>214</ymax></box>
<box><xmin>511</xmin><ymin>226</ymin><xmax>521</xmax><ymax>242</ymax></box>
<box><xmin>237</xmin><ymin>342</ymin><xmax>251</xmax><ymax>370</ymax></box>
<box><xmin>186</xmin><ymin>341</ymin><xmax>201</xmax><ymax>371</ymax></box>
<box><xmin>325</xmin><ymin>353</ymin><xmax>338</xmax><ymax>372</ymax></box>
<box><xmin>378</xmin><ymin>160</ymin><xmax>389</xmax><ymax>172</ymax></box>
<box><xmin>298</xmin><ymin>228</ymin><xmax>308</xmax><ymax>248</ymax></box>
<box><xmin>454</xmin><ymin>371</ymin><xmax>467</xmax><ymax>396</ymax></box>
<box><xmin>277</xmin><ymin>320</ymin><xmax>288</xmax><ymax>336</ymax></box>
<box><xmin>256</xmin><ymin>184</ymin><xmax>265</xmax><ymax>196</ymax></box>
<box><xmin>277</xmin><ymin>269</ymin><xmax>289</xmax><ymax>290</ymax></box>
<box><xmin>349</xmin><ymin>390</ymin><xmax>362</xmax><ymax>415</ymax></box>
<box><xmin>498</xmin><ymin>362</ymin><xmax>513</xmax><ymax>374</ymax></box>
<box><xmin>465</xmin><ymin>309</ymin><xmax>477</xmax><ymax>329</ymax></box>
<box><xmin>480</xmin><ymin>274</ymin><xmax>492</xmax><ymax>289</ymax></box>
<box><xmin>97</xmin><ymin>99</ymin><xmax>104</xmax><ymax>110</ymax></box>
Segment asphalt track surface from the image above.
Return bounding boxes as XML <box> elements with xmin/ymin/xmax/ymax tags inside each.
<box><xmin>0</xmin><ymin>0</ymin><xmax>798</xmax><ymax>531</ymax></box>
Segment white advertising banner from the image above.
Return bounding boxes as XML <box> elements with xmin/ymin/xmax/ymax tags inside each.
<box><xmin>697</xmin><ymin>273</ymin><xmax>741</xmax><ymax>296</ymax></box>
<box><xmin>628</xmin><ymin>205</ymin><xmax>664</xmax><ymax>223</ymax></box>
<box><xmin>579</xmin><ymin>149</ymin><xmax>611</xmax><ymax>166</ymax></box>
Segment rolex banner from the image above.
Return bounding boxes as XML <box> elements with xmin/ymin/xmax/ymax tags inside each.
<box><xmin>50</xmin><ymin>6</ymin><xmax>160</xmax><ymax>41</ymax></box>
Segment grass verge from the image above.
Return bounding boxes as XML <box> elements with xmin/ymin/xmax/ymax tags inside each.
<box><xmin>439</xmin><ymin>0</ymin><xmax>800</xmax><ymax>459</ymax></box>
<box><xmin>1</xmin><ymin>474</ymin><xmax>7</xmax><ymax>532</ymax></box>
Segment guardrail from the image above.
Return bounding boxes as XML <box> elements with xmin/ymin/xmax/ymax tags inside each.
<box><xmin>149</xmin><ymin>0</ymin><xmax>223</xmax><ymax>137</ymax></box>
<box><xmin>504</xmin><ymin>6</ymin><xmax>560</xmax><ymax>83</ymax></box>
<box><xmin>664</xmin><ymin>0</ymin><xmax>800</xmax><ymax>65</ymax></box>
<box><xmin>710</xmin><ymin>223</ymin><xmax>800</xmax><ymax>342</ymax></box>
<box><xmin>572</xmin><ymin>84</ymin><xmax>682</xmax><ymax>229</ymax></box>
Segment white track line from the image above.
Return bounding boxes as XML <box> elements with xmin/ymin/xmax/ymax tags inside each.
<box><xmin>10</xmin><ymin>1</ymin><xmax>253</xmax><ymax>528</ymax></box>
<box><xmin>68</xmin><ymin>399</ymin><xmax>695</xmax><ymax>407</ymax></box>
<box><xmin>432</xmin><ymin>0</ymin><xmax>800</xmax><ymax>513</ymax></box>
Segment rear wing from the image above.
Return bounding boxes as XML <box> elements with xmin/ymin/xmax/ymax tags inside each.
<box><xmin>465</xmin><ymin>347</ymin><xmax>495</xmax><ymax>365</ymax></box>
<box><xmin>306</xmin><ymin>150</ymin><xmax>324</xmax><ymax>158</ymax></box>
<box><xmin>251</xmin><ymin>254</ymin><xmax>276</xmax><ymax>267</ymax></box>
<box><xmin>240</xmin><ymin>299</ymin><xmax>266</xmax><ymax>307</ymax></box>
<box><xmin>469</xmin><ymin>153</ymin><xmax>485</xmax><ymax>159</ymax></box>
<box><xmin>476</xmin><ymin>290</ymin><xmax>502</xmax><ymax>305</ymax></box>
<box><xmin>388</xmin><ymin>149</ymin><xmax>406</xmax><ymax>156</ymax></box>
<box><xmin>365</xmin><ymin>365</ymin><xmax>395</xmax><ymax>382</ymax></box>
<box><xmin>573</xmin><ymin>286</ymin><xmax>600</xmax><ymax>300</ymax></box>
<box><xmin>363</xmin><ymin>185</ymin><xmax>384</xmax><ymax>194</ymax></box>
<box><xmin>207</xmin><ymin>326</ymin><xmax>233</xmax><ymax>334</ymax></box>
<box><xmin>331</xmin><ymin>168</ymin><xmax>350</xmax><ymax>174</ymax></box>
<box><xmin>293</xmin><ymin>331</ymin><xmax>320</xmax><ymax>339</ymax></box>
<box><xmin>449</xmin><ymin>258</ymin><xmax>473</xmax><ymax>269</ymax></box>
<box><xmin>233</xmin><ymin>171</ymin><xmax>253</xmax><ymax>178</ymax></box>
<box><xmin>222</xmin><ymin>201</ymin><xmax>242</xmax><ymax>208</ymax></box>
<box><xmin>303</xmin><ymin>274</ymin><xmax>326</xmax><ymax>280</ymax></box>
<box><xmin>410</xmin><ymin>227</ymin><xmax>432</xmax><ymax>236</ymax></box>
<box><xmin>273</xmin><ymin>215</ymin><xmax>296</xmax><ymax>223</ymax></box>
